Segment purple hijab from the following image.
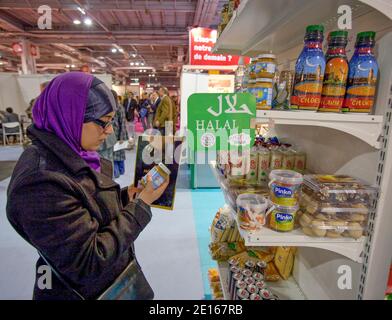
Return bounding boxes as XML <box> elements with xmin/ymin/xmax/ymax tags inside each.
<box><xmin>32</xmin><ymin>72</ymin><xmax>102</xmax><ymax>172</ymax></box>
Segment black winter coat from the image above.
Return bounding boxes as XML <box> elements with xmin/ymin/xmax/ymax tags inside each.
<box><xmin>6</xmin><ymin>125</ymin><xmax>152</xmax><ymax>300</ymax></box>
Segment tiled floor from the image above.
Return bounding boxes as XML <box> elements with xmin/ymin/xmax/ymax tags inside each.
<box><xmin>0</xmin><ymin>144</ymin><xmax>222</xmax><ymax>300</ymax></box>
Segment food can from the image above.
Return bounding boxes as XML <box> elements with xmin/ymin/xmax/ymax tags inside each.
<box><xmin>255</xmin><ymin>281</ymin><xmax>267</xmax><ymax>290</ymax></box>
<box><xmin>270</xmin><ymin>150</ymin><xmax>283</xmax><ymax>170</ymax></box>
<box><xmin>256</xmin><ymin>261</ymin><xmax>268</xmax><ymax>273</ymax></box>
<box><xmin>247</xmin><ymin>284</ymin><xmax>258</xmax><ymax>294</ymax></box>
<box><xmin>244</xmin><ymin>277</ymin><xmax>255</xmax><ymax>286</ymax></box>
<box><xmin>235</xmin><ymin>281</ymin><xmax>247</xmax><ymax>300</ymax></box>
<box><xmin>252</xmin><ymin>272</ymin><xmax>264</xmax><ymax>281</ymax></box>
<box><xmin>246</xmin><ymin>152</ymin><xmax>258</xmax><ymax>183</ymax></box>
<box><xmin>250</xmin><ymin>293</ymin><xmax>262</xmax><ymax>300</ymax></box>
<box><xmin>242</xmin><ymin>269</ymin><xmax>253</xmax><ymax>278</ymax></box>
<box><xmin>230</xmin><ymin>273</ymin><xmax>243</xmax><ymax>300</ymax></box>
<box><xmin>294</xmin><ymin>152</ymin><xmax>306</xmax><ymax>173</ymax></box>
<box><xmin>236</xmin><ymin>288</ymin><xmax>250</xmax><ymax>300</ymax></box>
<box><xmin>257</xmin><ymin>149</ymin><xmax>270</xmax><ymax>183</ymax></box>
<box><xmin>228</xmin><ymin>258</ymin><xmax>239</xmax><ymax>267</ymax></box>
<box><xmin>259</xmin><ymin>288</ymin><xmax>273</xmax><ymax>300</ymax></box>
<box><xmin>228</xmin><ymin>266</ymin><xmax>240</xmax><ymax>293</ymax></box>
<box><xmin>245</xmin><ymin>260</ymin><xmax>256</xmax><ymax>272</ymax></box>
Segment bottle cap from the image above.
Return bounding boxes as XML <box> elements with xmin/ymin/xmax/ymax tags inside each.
<box><xmin>306</xmin><ymin>25</ymin><xmax>324</xmax><ymax>33</ymax></box>
<box><xmin>329</xmin><ymin>30</ymin><xmax>348</xmax><ymax>38</ymax></box>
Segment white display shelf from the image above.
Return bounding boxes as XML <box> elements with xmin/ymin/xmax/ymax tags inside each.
<box><xmin>213</xmin><ymin>0</ymin><xmax>392</xmax><ymax>56</ymax></box>
<box><xmin>210</xmin><ymin>161</ymin><xmax>365</xmax><ymax>263</ymax></box>
<box><xmin>256</xmin><ymin>110</ymin><xmax>384</xmax><ymax>149</ymax></box>
<box><xmin>217</xmin><ymin>261</ymin><xmax>306</xmax><ymax>300</ymax></box>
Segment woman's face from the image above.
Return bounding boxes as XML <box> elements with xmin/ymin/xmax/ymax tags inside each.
<box><xmin>81</xmin><ymin>112</ymin><xmax>115</xmax><ymax>151</ymax></box>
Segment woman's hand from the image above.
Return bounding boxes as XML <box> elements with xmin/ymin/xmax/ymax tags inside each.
<box><xmin>138</xmin><ymin>175</ymin><xmax>169</xmax><ymax>205</ymax></box>
<box><xmin>127</xmin><ymin>184</ymin><xmax>142</xmax><ymax>201</ymax></box>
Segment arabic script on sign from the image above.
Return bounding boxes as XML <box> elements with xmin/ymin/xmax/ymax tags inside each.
<box><xmin>207</xmin><ymin>94</ymin><xmax>254</xmax><ymax>117</ymax></box>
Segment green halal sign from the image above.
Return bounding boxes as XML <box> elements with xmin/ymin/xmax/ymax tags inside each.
<box><xmin>187</xmin><ymin>93</ymin><xmax>256</xmax><ymax>151</ymax></box>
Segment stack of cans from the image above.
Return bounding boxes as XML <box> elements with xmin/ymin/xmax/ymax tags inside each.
<box><xmin>228</xmin><ymin>259</ymin><xmax>279</xmax><ymax>300</ymax></box>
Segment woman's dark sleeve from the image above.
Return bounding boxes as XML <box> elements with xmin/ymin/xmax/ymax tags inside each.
<box><xmin>7</xmin><ymin>175</ymin><xmax>151</xmax><ymax>285</ymax></box>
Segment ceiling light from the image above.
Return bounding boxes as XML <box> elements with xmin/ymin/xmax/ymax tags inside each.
<box><xmin>0</xmin><ymin>62</ymin><xmax>4</xmax><ymax>66</ymax></box>
<box><xmin>92</xmin><ymin>68</ymin><xmax>96</xmax><ymax>73</ymax></box>
<box><xmin>73</xmin><ymin>19</ymin><xmax>81</xmax><ymax>25</ymax></box>
<box><xmin>98</xmin><ymin>56</ymin><xmax>105</xmax><ymax>59</ymax></box>
<box><xmin>139</xmin><ymin>70</ymin><xmax>142</xmax><ymax>73</ymax></box>
<box><xmin>132</xmin><ymin>54</ymin><xmax>137</xmax><ymax>58</ymax></box>
<box><xmin>77</xmin><ymin>7</ymin><xmax>86</xmax><ymax>15</ymax></box>
<box><xmin>143</xmin><ymin>70</ymin><xmax>146</xmax><ymax>73</ymax></box>
<box><xmin>111</xmin><ymin>48</ymin><xmax>117</xmax><ymax>53</ymax></box>
<box><xmin>135</xmin><ymin>62</ymin><xmax>139</xmax><ymax>66</ymax></box>
<box><xmin>66</xmin><ymin>64</ymin><xmax>70</xmax><ymax>68</ymax></box>
<box><xmin>71</xmin><ymin>64</ymin><xmax>76</xmax><ymax>68</ymax></box>
<box><xmin>84</xmin><ymin>17</ymin><xmax>92</xmax><ymax>26</ymax></box>
<box><xmin>119</xmin><ymin>48</ymin><xmax>124</xmax><ymax>53</ymax></box>
<box><xmin>130</xmin><ymin>62</ymin><xmax>134</xmax><ymax>66</ymax></box>
<box><xmin>141</xmin><ymin>63</ymin><xmax>145</xmax><ymax>66</ymax></box>
<box><xmin>152</xmin><ymin>74</ymin><xmax>155</xmax><ymax>77</ymax></box>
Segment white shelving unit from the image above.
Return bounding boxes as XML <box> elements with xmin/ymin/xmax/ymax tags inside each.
<box><xmin>217</xmin><ymin>262</ymin><xmax>306</xmax><ymax>300</ymax></box>
<box><xmin>213</xmin><ymin>0</ymin><xmax>392</xmax><ymax>56</ymax></box>
<box><xmin>210</xmin><ymin>161</ymin><xmax>365</xmax><ymax>263</ymax></box>
<box><xmin>256</xmin><ymin>111</ymin><xmax>383</xmax><ymax>149</ymax></box>
<box><xmin>210</xmin><ymin>0</ymin><xmax>392</xmax><ymax>300</ymax></box>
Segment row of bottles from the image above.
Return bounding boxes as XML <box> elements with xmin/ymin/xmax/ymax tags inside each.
<box><xmin>291</xmin><ymin>25</ymin><xmax>379</xmax><ymax>113</ymax></box>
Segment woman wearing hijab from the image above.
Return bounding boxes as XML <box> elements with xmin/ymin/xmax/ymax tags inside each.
<box><xmin>6</xmin><ymin>72</ymin><xmax>168</xmax><ymax>300</ymax></box>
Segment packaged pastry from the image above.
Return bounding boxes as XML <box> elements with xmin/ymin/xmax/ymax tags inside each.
<box><xmin>269</xmin><ymin>170</ymin><xmax>303</xmax><ymax>206</ymax></box>
<box><xmin>297</xmin><ymin>210</ymin><xmax>366</xmax><ymax>239</ymax></box>
<box><xmin>303</xmin><ymin>174</ymin><xmax>377</xmax><ymax>205</ymax></box>
<box><xmin>264</xmin><ymin>262</ymin><xmax>281</xmax><ymax>282</ymax></box>
<box><xmin>273</xmin><ymin>247</ymin><xmax>297</xmax><ymax>280</ymax></box>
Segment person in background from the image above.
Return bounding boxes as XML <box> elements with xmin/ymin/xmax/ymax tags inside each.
<box><xmin>6</xmin><ymin>72</ymin><xmax>168</xmax><ymax>300</ymax></box>
<box><xmin>139</xmin><ymin>92</ymin><xmax>151</xmax><ymax>131</ymax></box>
<box><xmin>26</xmin><ymin>81</ymin><xmax>50</xmax><ymax>121</ymax></box>
<box><xmin>111</xmin><ymin>90</ymin><xmax>129</xmax><ymax>179</ymax></box>
<box><xmin>154</xmin><ymin>86</ymin><xmax>177</xmax><ymax>136</ymax></box>
<box><xmin>3</xmin><ymin>107</ymin><xmax>20</xmax><ymax>144</ymax></box>
<box><xmin>123</xmin><ymin>92</ymin><xmax>138</xmax><ymax>138</ymax></box>
<box><xmin>149</xmin><ymin>91</ymin><xmax>160</xmax><ymax>129</ymax></box>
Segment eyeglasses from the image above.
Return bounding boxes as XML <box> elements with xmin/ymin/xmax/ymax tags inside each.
<box><xmin>93</xmin><ymin>118</ymin><xmax>113</xmax><ymax>130</ymax></box>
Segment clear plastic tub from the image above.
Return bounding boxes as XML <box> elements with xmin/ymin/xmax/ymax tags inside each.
<box><xmin>303</xmin><ymin>174</ymin><xmax>377</xmax><ymax>205</ymax></box>
<box><xmin>236</xmin><ymin>194</ymin><xmax>269</xmax><ymax>231</ymax></box>
<box><xmin>269</xmin><ymin>170</ymin><xmax>303</xmax><ymax>206</ymax></box>
<box><xmin>297</xmin><ymin>210</ymin><xmax>366</xmax><ymax>239</ymax></box>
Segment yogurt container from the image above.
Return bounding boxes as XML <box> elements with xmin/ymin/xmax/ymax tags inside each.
<box><xmin>236</xmin><ymin>194</ymin><xmax>269</xmax><ymax>231</ymax></box>
<box><xmin>268</xmin><ymin>204</ymin><xmax>299</xmax><ymax>232</ymax></box>
<box><xmin>269</xmin><ymin>170</ymin><xmax>303</xmax><ymax>206</ymax></box>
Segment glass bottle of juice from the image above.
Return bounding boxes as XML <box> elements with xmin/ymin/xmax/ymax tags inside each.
<box><xmin>291</xmin><ymin>25</ymin><xmax>326</xmax><ymax>111</ymax></box>
<box><xmin>343</xmin><ymin>31</ymin><xmax>379</xmax><ymax>113</ymax></box>
<box><xmin>319</xmin><ymin>31</ymin><xmax>349</xmax><ymax>112</ymax></box>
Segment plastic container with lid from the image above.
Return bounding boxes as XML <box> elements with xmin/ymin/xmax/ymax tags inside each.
<box><xmin>236</xmin><ymin>193</ymin><xmax>269</xmax><ymax>231</ymax></box>
<box><xmin>269</xmin><ymin>170</ymin><xmax>303</xmax><ymax>206</ymax></box>
<box><xmin>268</xmin><ymin>204</ymin><xmax>299</xmax><ymax>232</ymax></box>
<box><xmin>297</xmin><ymin>210</ymin><xmax>366</xmax><ymax>239</ymax></box>
<box><xmin>256</xmin><ymin>54</ymin><xmax>277</xmax><ymax>79</ymax></box>
<box><xmin>303</xmin><ymin>174</ymin><xmax>377</xmax><ymax>205</ymax></box>
<box><xmin>255</xmin><ymin>78</ymin><xmax>273</xmax><ymax>110</ymax></box>
<box><xmin>249</xmin><ymin>59</ymin><xmax>258</xmax><ymax>79</ymax></box>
